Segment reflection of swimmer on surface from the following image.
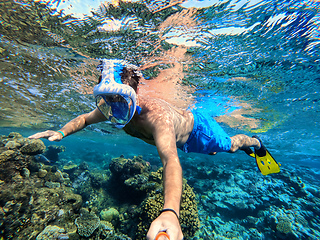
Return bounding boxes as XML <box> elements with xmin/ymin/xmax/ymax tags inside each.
<box><xmin>29</xmin><ymin>59</ymin><xmax>279</xmax><ymax>240</ymax></box>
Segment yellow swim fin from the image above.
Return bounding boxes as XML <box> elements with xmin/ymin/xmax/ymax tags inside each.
<box><xmin>253</xmin><ymin>136</ymin><xmax>280</xmax><ymax>175</ymax></box>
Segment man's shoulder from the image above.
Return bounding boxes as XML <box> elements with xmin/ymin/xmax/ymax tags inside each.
<box><xmin>139</xmin><ymin>95</ymin><xmax>172</xmax><ymax>111</ymax></box>
<box><xmin>139</xmin><ymin>96</ymin><xmax>192</xmax><ymax>123</ymax></box>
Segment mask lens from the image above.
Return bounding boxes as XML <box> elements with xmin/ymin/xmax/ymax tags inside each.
<box><xmin>96</xmin><ymin>95</ymin><xmax>132</xmax><ymax>125</ymax></box>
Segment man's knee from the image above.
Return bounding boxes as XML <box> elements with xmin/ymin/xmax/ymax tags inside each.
<box><xmin>228</xmin><ymin>145</ymin><xmax>238</xmax><ymax>153</ymax></box>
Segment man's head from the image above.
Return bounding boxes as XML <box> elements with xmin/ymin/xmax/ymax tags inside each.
<box><xmin>120</xmin><ymin>64</ymin><xmax>142</xmax><ymax>92</ymax></box>
<box><xmin>97</xmin><ymin>61</ymin><xmax>142</xmax><ymax>92</ymax></box>
<box><xmin>94</xmin><ymin>59</ymin><xmax>142</xmax><ymax>128</ymax></box>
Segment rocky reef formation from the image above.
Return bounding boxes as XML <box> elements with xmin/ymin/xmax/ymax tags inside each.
<box><xmin>0</xmin><ymin>133</ymin><xmax>82</xmax><ymax>239</ymax></box>
<box><xmin>104</xmin><ymin>155</ymin><xmax>200</xmax><ymax>239</ymax></box>
<box><xmin>0</xmin><ymin>132</ymin><xmax>45</xmax><ymax>181</ymax></box>
<box><xmin>5</xmin><ymin>131</ymin><xmax>319</xmax><ymax>240</ymax></box>
<box><xmin>182</xmin><ymin>159</ymin><xmax>320</xmax><ymax>240</ymax></box>
<box><xmin>0</xmin><ymin>132</ymin><xmax>200</xmax><ymax>239</ymax></box>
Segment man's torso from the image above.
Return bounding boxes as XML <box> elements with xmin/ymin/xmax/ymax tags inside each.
<box><xmin>123</xmin><ymin>95</ymin><xmax>194</xmax><ymax>148</ymax></box>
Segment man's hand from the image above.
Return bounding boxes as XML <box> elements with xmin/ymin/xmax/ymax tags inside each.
<box><xmin>28</xmin><ymin>130</ymin><xmax>63</xmax><ymax>142</ymax></box>
<box><xmin>146</xmin><ymin>211</ymin><xmax>183</xmax><ymax>240</ymax></box>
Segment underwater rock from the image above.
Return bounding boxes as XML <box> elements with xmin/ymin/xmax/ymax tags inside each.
<box><xmin>124</xmin><ymin>174</ymin><xmax>149</xmax><ymax>189</ymax></box>
<box><xmin>75</xmin><ymin>208</ymin><xmax>100</xmax><ymax>237</ymax></box>
<box><xmin>71</xmin><ymin>171</ymin><xmax>94</xmax><ymax>203</ymax></box>
<box><xmin>36</xmin><ymin>225</ymin><xmax>68</xmax><ymax>240</ymax></box>
<box><xmin>0</xmin><ymin>135</ymin><xmax>83</xmax><ymax>240</ymax></box>
<box><xmin>98</xmin><ymin>220</ymin><xmax>114</xmax><ymax>237</ymax></box>
<box><xmin>5</xmin><ymin>140</ymin><xmax>22</xmax><ymax>149</ymax></box>
<box><xmin>38</xmin><ymin>169</ymin><xmax>47</xmax><ymax>178</ymax></box>
<box><xmin>20</xmin><ymin>139</ymin><xmax>46</xmax><ymax>155</ymax></box>
<box><xmin>90</xmin><ymin>170</ymin><xmax>109</xmax><ymax>189</ymax></box>
<box><xmin>1</xmin><ymin>133</ymin><xmax>25</xmax><ymax>149</ymax></box>
<box><xmin>248</xmin><ymin>228</ymin><xmax>264</xmax><ymax>240</ymax></box>
<box><xmin>265</xmin><ymin>206</ymin><xmax>315</xmax><ymax>239</ymax></box>
<box><xmin>92</xmin><ymin>220</ymin><xmax>131</xmax><ymax>239</ymax></box>
<box><xmin>79</xmin><ymin>161</ymin><xmax>89</xmax><ymax>171</ymax></box>
<box><xmin>54</xmin><ymin>170</ymin><xmax>67</xmax><ymax>182</ymax></box>
<box><xmin>64</xmin><ymin>192</ymin><xmax>83</xmax><ymax>211</ymax></box>
<box><xmin>183</xmin><ymin>156</ymin><xmax>320</xmax><ymax>240</ymax></box>
<box><xmin>44</xmin><ymin>181</ymin><xmax>61</xmax><ymax>188</ymax></box>
<box><xmin>109</xmin><ymin>155</ymin><xmax>151</xmax><ymax>181</ymax></box>
<box><xmin>276</xmin><ymin>216</ymin><xmax>293</xmax><ymax>235</ymax></box>
<box><xmin>0</xmin><ymin>149</ymin><xmax>29</xmax><ymax>181</ymax></box>
<box><xmin>37</xmin><ymin>165</ymin><xmax>70</xmax><ymax>184</ymax></box>
<box><xmin>107</xmin><ymin>156</ymin><xmax>158</xmax><ymax>201</ymax></box>
<box><xmin>80</xmin><ymin>156</ymin><xmax>200</xmax><ymax>239</ymax></box>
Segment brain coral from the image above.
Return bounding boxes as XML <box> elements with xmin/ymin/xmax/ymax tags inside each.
<box><xmin>20</xmin><ymin>139</ymin><xmax>46</xmax><ymax>155</ymax></box>
<box><xmin>75</xmin><ymin>208</ymin><xmax>101</xmax><ymax>237</ymax></box>
<box><xmin>276</xmin><ymin>216</ymin><xmax>292</xmax><ymax>234</ymax></box>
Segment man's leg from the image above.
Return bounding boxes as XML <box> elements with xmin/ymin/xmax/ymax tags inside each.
<box><xmin>229</xmin><ymin>134</ymin><xmax>261</xmax><ymax>153</ymax></box>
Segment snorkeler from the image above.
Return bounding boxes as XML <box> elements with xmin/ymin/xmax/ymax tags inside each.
<box><xmin>29</xmin><ymin>59</ymin><xmax>280</xmax><ymax>240</ymax></box>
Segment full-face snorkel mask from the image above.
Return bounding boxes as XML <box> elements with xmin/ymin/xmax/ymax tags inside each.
<box><xmin>93</xmin><ymin>59</ymin><xmax>140</xmax><ymax>128</ymax></box>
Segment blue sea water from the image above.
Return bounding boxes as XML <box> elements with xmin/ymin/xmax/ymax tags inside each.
<box><xmin>1</xmin><ymin>0</ymin><xmax>320</xmax><ymax>239</ymax></box>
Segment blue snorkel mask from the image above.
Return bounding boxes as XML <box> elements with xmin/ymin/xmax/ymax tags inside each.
<box><xmin>93</xmin><ymin>59</ymin><xmax>140</xmax><ymax>128</ymax></box>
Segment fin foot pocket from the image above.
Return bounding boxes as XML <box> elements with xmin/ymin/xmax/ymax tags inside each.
<box><xmin>244</xmin><ymin>147</ymin><xmax>255</xmax><ymax>158</ymax></box>
<box><xmin>252</xmin><ymin>135</ymin><xmax>280</xmax><ymax>175</ymax></box>
<box><xmin>252</xmin><ymin>135</ymin><xmax>266</xmax><ymax>157</ymax></box>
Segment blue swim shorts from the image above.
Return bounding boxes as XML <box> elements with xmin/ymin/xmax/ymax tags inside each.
<box><xmin>179</xmin><ymin>110</ymin><xmax>231</xmax><ymax>154</ymax></box>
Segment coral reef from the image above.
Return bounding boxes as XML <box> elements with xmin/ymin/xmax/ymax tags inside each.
<box><xmin>136</xmin><ymin>171</ymin><xmax>200</xmax><ymax>240</ymax></box>
<box><xmin>68</xmin><ymin>154</ymin><xmax>200</xmax><ymax>239</ymax></box>
<box><xmin>3</xmin><ymin>131</ymin><xmax>319</xmax><ymax>239</ymax></box>
<box><xmin>182</xmin><ymin>158</ymin><xmax>320</xmax><ymax>240</ymax></box>
<box><xmin>0</xmin><ymin>133</ymin><xmax>81</xmax><ymax>239</ymax></box>
<box><xmin>0</xmin><ymin>132</ymin><xmax>200</xmax><ymax>239</ymax></box>
<box><xmin>0</xmin><ymin>132</ymin><xmax>45</xmax><ymax>181</ymax></box>
<box><xmin>36</xmin><ymin>225</ymin><xmax>68</xmax><ymax>240</ymax></box>
<box><xmin>107</xmin><ymin>155</ymin><xmax>159</xmax><ymax>204</ymax></box>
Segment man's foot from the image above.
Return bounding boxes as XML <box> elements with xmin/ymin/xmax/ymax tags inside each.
<box><xmin>243</xmin><ymin>147</ymin><xmax>255</xmax><ymax>157</ymax></box>
<box><xmin>252</xmin><ymin>135</ymin><xmax>267</xmax><ymax>157</ymax></box>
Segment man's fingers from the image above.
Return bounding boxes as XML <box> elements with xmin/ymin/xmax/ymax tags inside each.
<box><xmin>28</xmin><ymin>133</ymin><xmax>42</xmax><ymax>139</ymax></box>
<box><xmin>48</xmin><ymin>135</ymin><xmax>60</xmax><ymax>141</ymax></box>
<box><xmin>28</xmin><ymin>131</ymin><xmax>61</xmax><ymax>141</ymax></box>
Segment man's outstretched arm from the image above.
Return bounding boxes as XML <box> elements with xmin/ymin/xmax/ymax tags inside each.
<box><xmin>146</xmin><ymin>118</ymin><xmax>183</xmax><ymax>240</ymax></box>
<box><xmin>28</xmin><ymin>108</ymin><xmax>106</xmax><ymax>141</ymax></box>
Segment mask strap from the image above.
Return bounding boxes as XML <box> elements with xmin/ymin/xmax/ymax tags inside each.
<box><xmin>136</xmin><ymin>105</ymin><xmax>142</xmax><ymax>115</ymax></box>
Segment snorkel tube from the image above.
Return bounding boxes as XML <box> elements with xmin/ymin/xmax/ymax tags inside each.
<box><xmin>93</xmin><ymin>59</ymin><xmax>138</xmax><ymax>128</ymax></box>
